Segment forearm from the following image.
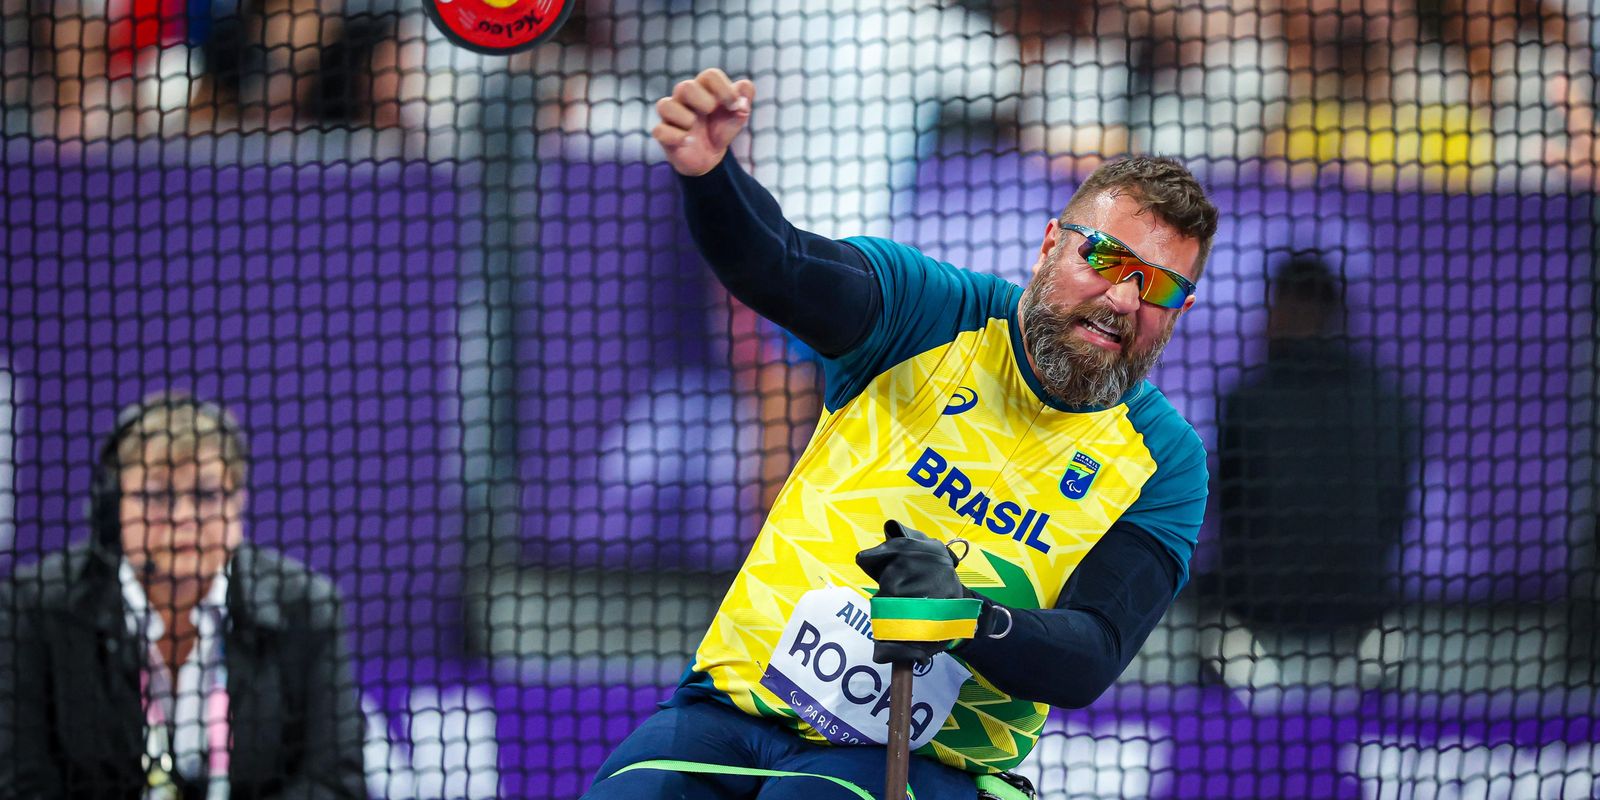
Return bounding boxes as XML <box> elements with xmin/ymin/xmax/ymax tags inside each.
<box><xmin>678</xmin><ymin>156</ymin><xmax>880</xmax><ymax>358</ymax></box>
<box><xmin>956</xmin><ymin>602</ymin><xmax>1127</xmax><ymax>709</ymax></box>
<box><xmin>954</xmin><ymin>523</ymin><xmax>1180</xmax><ymax>709</ymax></box>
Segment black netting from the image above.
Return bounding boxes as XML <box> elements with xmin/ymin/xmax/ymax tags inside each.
<box><xmin>3</xmin><ymin>0</ymin><xmax>1598</xmax><ymax>797</ymax></box>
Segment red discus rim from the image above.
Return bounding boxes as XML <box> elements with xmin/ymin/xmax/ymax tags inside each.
<box><xmin>422</xmin><ymin>0</ymin><xmax>576</xmax><ymax>55</ymax></box>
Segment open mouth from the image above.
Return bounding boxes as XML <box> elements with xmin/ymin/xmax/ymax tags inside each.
<box><xmin>1078</xmin><ymin>318</ymin><xmax>1124</xmax><ymax>347</ymax></box>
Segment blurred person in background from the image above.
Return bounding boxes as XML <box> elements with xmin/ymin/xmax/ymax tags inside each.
<box><xmin>1124</xmin><ymin>0</ymin><xmax>1293</xmax><ymax>166</ymax></box>
<box><xmin>28</xmin><ymin>0</ymin><xmax>420</xmax><ymax>138</ymax></box>
<box><xmin>1271</xmin><ymin>0</ymin><xmax>1596</xmax><ymax>190</ymax></box>
<box><xmin>1204</xmin><ymin>253</ymin><xmax>1416</xmax><ymax>692</ymax></box>
<box><xmin>970</xmin><ymin>0</ymin><xmax>1291</xmax><ymax>173</ymax></box>
<box><xmin>188</xmin><ymin>0</ymin><xmax>343</xmax><ymax>132</ymax></box>
<box><xmin>1440</xmin><ymin>0</ymin><xmax>1598</xmax><ymax>189</ymax></box>
<box><xmin>309</xmin><ymin>9</ymin><xmax>426</xmax><ymax>130</ymax></box>
<box><xmin>977</xmin><ymin>0</ymin><xmax>1138</xmax><ymax>173</ymax></box>
<box><xmin>0</xmin><ymin>391</ymin><xmax>365</xmax><ymax>799</ymax></box>
<box><xmin>29</xmin><ymin>0</ymin><xmax>116</xmax><ymax>140</ymax></box>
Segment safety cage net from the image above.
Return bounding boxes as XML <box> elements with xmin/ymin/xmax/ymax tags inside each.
<box><xmin>2</xmin><ymin>0</ymin><xmax>1598</xmax><ymax>797</ymax></box>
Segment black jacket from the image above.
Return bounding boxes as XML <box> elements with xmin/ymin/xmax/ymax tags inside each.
<box><xmin>1</xmin><ymin>542</ymin><xmax>366</xmax><ymax>799</ymax></box>
<box><xmin>1214</xmin><ymin>337</ymin><xmax>1417</xmax><ymax>630</ymax></box>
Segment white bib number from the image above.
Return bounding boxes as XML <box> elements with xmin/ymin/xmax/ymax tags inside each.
<box><xmin>760</xmin><ymin>586</ymin><xmax>970</xmax><ymax>749</ymax></box>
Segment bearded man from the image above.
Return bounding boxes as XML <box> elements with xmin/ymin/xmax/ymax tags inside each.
<box><xmin>584</xmin><ymin>69</ymin><xmax>1219</xmax><ymax>800</ymax></box>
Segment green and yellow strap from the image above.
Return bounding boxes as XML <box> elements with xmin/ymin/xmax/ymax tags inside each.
<box><xmin>868</xmin><ymin>596</ymin><xmax>983</xmax><ymax>642</ymax></box>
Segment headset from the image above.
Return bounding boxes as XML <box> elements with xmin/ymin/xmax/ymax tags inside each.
<box><xmin>88</xmin><ymin>391</ymin><xmax>249</xmax><ymax>554</ymax></box>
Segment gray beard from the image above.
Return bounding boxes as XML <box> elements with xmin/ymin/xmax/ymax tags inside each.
<box><xmin>1019</xmin><ymin>288</ymin><xmax>1172</xmax><ymax>408</ymax></box>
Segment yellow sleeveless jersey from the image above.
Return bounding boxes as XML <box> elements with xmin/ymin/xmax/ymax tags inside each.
<box><xmin>677</xmin><ymin>236</ymin><xmax>1208</xmax><ymax>774</ymax></box>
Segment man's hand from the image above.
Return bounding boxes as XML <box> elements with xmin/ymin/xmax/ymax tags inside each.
<box><xmin>652</xmin><ymin>68</ymin><xmax>755</xmax><ymax>177</ymax></box>
<box><xmin>856</xmin><ymin>520</ymin><xmax>968</xmax><ymax>665</ymax></box>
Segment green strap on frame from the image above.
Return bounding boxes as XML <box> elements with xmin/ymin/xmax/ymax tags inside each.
<box><xmin>974</xmin><ymin>774</ymin><xmax>1034</xmax><ymax>800</ymax></box>
<box><xmin>604</xmin><ymin>758</ymin><xmax>916</xmax><ymax>799</ymax></box>
<box><xmin>605</xmin><ymin>757</ymin><xmax>1032</xmax><ymax>799</ymax></box>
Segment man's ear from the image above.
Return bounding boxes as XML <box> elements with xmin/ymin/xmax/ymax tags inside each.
<box><xmin>1178</xmin><ymin>293</ymin><xmax>1197</xmax><ymax>316</ymax></box>
<box><xmin>1033</xmin><ymin>219</ymin><xmax>1062</xmax><ymax>276</ymax></box>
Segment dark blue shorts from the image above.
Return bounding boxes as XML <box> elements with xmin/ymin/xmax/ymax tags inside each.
<box><xmin>582</xmin><ymin>696</ymin><xmax>977</xmax><ymax>800</ymax></box>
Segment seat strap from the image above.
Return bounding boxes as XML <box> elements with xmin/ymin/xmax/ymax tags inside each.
<box><xmin>605</xmin><ymin>757</ymin><xmax>919</xmax><ymax>800</ymax></box>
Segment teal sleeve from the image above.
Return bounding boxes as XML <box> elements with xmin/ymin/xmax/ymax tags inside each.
<box><xmin>1121</xmin><ymin>390</ymin><xmax>1210</xmax><ymax>593</ymax></box>
<box><xmin>822</xmin><ymin>237</ymin><xmax>1018</xmax><ymax>412</ymax></box>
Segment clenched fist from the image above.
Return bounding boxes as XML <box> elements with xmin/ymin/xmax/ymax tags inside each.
<box><xmin>652</xmin><ymin>68</ymin><xmax>756</xmax><ymax>177</ymax></box>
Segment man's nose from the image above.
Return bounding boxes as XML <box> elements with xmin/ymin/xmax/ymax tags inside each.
<box><xmin>1103</xmin><ymin>274</ymin><xmax>1142</xmax><ymax>315</ymax></box>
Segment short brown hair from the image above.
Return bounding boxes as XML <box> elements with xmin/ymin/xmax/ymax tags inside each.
<box><xmin>114</xmin><ymin>392</ymin><xmax>249</xmax><ymax>491</ymax></box>
<box><xmin>1061</xmin><ymin>156</ymin><xmax>1219</xmax><ymax>279</ymax></box>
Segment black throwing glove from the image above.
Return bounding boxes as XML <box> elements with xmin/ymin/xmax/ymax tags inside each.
<box><xmin>855</xmin><ymin>520</ymin><xmax>967</xmax><ymax>665</ymax></box>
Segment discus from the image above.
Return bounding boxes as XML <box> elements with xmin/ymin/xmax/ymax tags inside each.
<box><xmin>422</xmin><ymin>0</ymin><xmax>575</xmax><ymax>55</ymax></box>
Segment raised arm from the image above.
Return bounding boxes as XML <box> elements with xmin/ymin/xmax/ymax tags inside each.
<box><xmin>653</xmin><ymin>68</ymin><xmax>880</xmax><ymax>358</ymax></box>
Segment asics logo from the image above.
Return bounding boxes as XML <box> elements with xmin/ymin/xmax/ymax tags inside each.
<box><xmin>943</xmin><ymin>387</ymin><xmax>978</xmax><ymax>416</ymax></box>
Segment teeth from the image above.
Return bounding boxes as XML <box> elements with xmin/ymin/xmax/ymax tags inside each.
<box><xmin>1084</xmin><ymin>321</ymin><xmax>1121</xmax><ymax>341</ymax></box>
